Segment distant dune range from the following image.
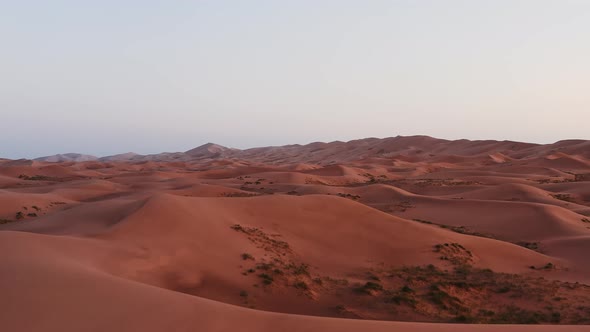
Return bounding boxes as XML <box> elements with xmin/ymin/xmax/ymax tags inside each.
<box><xmin>2</xmin><ymin>135</ymin><xmax>590</xmax><ymax>331</ymax></box>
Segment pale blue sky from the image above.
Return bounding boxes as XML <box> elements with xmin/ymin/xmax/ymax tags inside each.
<box><xmin>1</xmin><ymin>1</ymin><xmax>589</xmax><ymax>158</ymax></box>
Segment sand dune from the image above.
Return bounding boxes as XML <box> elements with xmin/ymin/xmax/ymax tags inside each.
<box><xmin>2</xmin><ymin>136</ymin><xmax>590</xmax><ymax>330</ymax></box>
<box><xmin>2</xmin><ymin>231</ymin><xmax>586</xmax><ymax>332</ymax></box>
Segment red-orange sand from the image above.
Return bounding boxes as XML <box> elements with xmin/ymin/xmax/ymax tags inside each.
<box><xmin>1</xmin><ymin>136</ymin><xmax>590</xmax><ymax>331</ymax></box>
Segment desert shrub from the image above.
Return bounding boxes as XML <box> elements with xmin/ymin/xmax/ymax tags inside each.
<box><xmin>241</xmin><ymin>253</ymin><xmax>254</xmax><ymax>260</ymax></box>
<box><xmin>293</xmin><ymin>281</ymin><xmax>309</xmax><ymax>290</ymax></box>
<box><xmin>256</xmin><ymin>262</ymin><xmax>274</xmax><ymax>271</ymax></box>
<box><xmin>453</xmin><ymin>314</ymin><xmax>476</xmax><ymax>323</ymax></box>
<box><xmin>478</xmin><ymin>309</ymin><xmax>495</xmax><ymax>317</ymax></box>
<box><xmin>454</xmin><ymin>265</ymin><xmax>471</xmax><ymax>275</ymax></box>
<box><xmin>18</xmin><ymin>174</ymin><xmax>51</xmax><ymax>181</ymax></box>
<box><xmin>551</xmin><ymin>194</ymin><xmax>573</xmax><ymax>202</ymax></box>
<box><xmin>15</xmin><ymin>212</ymin><xmax>24</xmax><ymax>220</ymax></box>
<box><xmin>336</xmin><ymin>193</ymin><xmax>361</xmax><ymax>200</ymax></box>
<box><xmin>231</xmin><ymin>224</ymin><xmax>244</xmax><ymax>231</ymax></box>
<box><xmin>288</xmin><ymin>263</ymin><xmax>310</xmax><ymax>276</ymax></box>
<box><xmin>401</xmin><ymin>285</ymin><xmax>414</xmax><ymax>293</ymax></box>
<box><xmin>491</xmin><ymin>305</ymin><xmax>546</xmax><ymax>324</ymax></box>
<box><xmin>428</xmin><ymin>284</ymin><xmax>463</xmax><ymax>310</ymax></box>
<box><xmin>258</xmin><ymin>273</ymin><xmax>274</xmax><ymax>285</ymax></box>
<box><xmin>518</xmin><ymin>242</ymin><xmax>539</xmax><ymax>250</ymax></box>
<box><xmin>389</xmin><ymin>295</ymin><xmax>416</xmax><ymax>306</ymax></box>
<box><xmin>335</xmin><ymin>304</ymin><xmax>346</xmax><ymax>312</ymax></box>
<box><xmin>496</xmin><ymin>286</ymin><xmax>511</xmax><ymax>293</ymax></box>
<box><xmin>356</xmin><ymin>281</ymin><xmax>383</xmax><ymax>294</ymax></box>
<box><xmin>412</xmin><ymin>218</ymin><xmax>434</xmax><ymax>224</ymax></box>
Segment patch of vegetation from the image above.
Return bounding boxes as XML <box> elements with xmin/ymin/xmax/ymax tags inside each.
<box><xmin>18</xmin><ymin>174</ymin><xmax>52</xmax><ymax>181</ymax></box>
<box><xmin>239</xmin><ymin>290</ymin><xmax>248</xmax><ymax>297</ymax></box>
<box><xmin>412</xmin><ymin>218</ymin><xmax>434</xmax><ymax>224</ymax></box>
<box><xmin>433</xmin><ymin>243</ymin><xmax>473</xmax><ymax>265</ymax></box>
<box><xmin>293</xmin><ymin>281</ymin><xmax>309</xmax><ymax>290</ymax></box>
<box><xmin>582</xmin><ymin>218</ymin><xmax>590</xmax><ymax>224</ymax></box>
<box><xmin>0</xmin><ymin>219</ymin><xmax>15</xmax><ymax>225</ymax></box>
<box><xmin>220</xmin><ymin>192</ymin><xmax>258</xmax><ymax>197</ymax></box>
<box><xmin>232</xmin><ymin>224</ymin><xmax>317</xmax><ymax>298</ymax></box>
<box><xmin>15</xmin><ymin>212</ymin><xmax>25</xmax><ymax>220</ymax></box>
<box><xmin>517</xmin><ymin>241</ymin><xmax>540</xmax><ymax>251</ymax></box>
<box><xmin>255</xmin><ymin>262</ymin><xmax>274</xmax><ymax>271</ymax></box>
<box><xmin>361</xmin><ymin>173</ymin><xmax>377</xmax><ymax>183</ymax></box>
<box><xmin>355</xmin><ymin>281</ymin><xmax>384</xmax><ymax>294</ymax></box>
<box><xmin>258</xmin><ymin>273</ymin><xmax>274</xmax><ymax>285</ymax></box>
<box><xmin>495</xmin><ymin>285</ymin><xmax>511</xmax><ymax>293</ymax></box>
<box><xmin>287</xmin><ymin>263</ymin><xmax>310</xmax><ymax>276</ymax></box>
<box><xmin>313</xmin><ymin>277</ymin><xmax>323</xmax><ymax>285</ymax></box>
<box><xmin>336</xmin><ymin>193</ymin><xmax>361</xmax><ymax>200</ymax></box>
<box><xmin>490</xmin><ymin>305</ymin><xmax>548</xmax><ymax>324</ymax></box>
<box><xmin>387</xmin><ymin>286</ymin><xmax>418</xmax><ymax>306</ymax></box>
<box><xmin>401</xmin><ymin>285</ymin><xmax>414</xmax><ymax>293</ymax></box>
<box><xmin>328</xmin><ymin>262</ymin><xmax>590</xmax><ymax>324</ymax></box>
<box><xmin>230</xmin><ymin>224</ymin><xmax>290</xmax><ymax>251</ymax></box>
<box><xmin>551</xmin><ymin>194</ymin><xmax>574</xmax><ymax>202</ymax></box>
<box><xmin>428</xmin><ymin>284</ymin><xmax>464</xmax><ymax>311</ymax></box>
<box><xmin>392</xmin><ymin>200</ymin><xmax>414</xmax><ymax>212</ymax></box>
<box><xmin>241</xmin><ymin>253</ymin><xmax>254</xmax><ymax>260</ymax></box>
<box><xmin>411</xmin><ymin>219</ymin><xmax>493</xmax><ymax>239</ymax></box>
<box><xmin>231</xmin><ymin>224</ymin><xmax>244</xmax><ymax>231</ymax></box>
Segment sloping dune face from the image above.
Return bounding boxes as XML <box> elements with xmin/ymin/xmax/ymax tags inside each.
<box><xmin>2</xmin><ymin>136</ymin><xmax>590</xmax><ymax>331</ymax></box>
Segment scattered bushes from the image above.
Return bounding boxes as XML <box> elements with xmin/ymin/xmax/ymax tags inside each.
<box><xmin>336</xmin><ymin>193</ymin><xmax>361</xmax><ymax>200</ymax></box>
<box><xmin>287</xmin><ymin>263</ymin><xmax>310</xmax><ymax>276</ymax></box>
<box><xmin>551</xmin><ymin>194</ymin><xmax>573</xmax><ymax>202</ymax></box>
<box><xmin>293</xmin><ymin>281</ymin><xmax>309</xmax><ymax>290</ymax></box>
<box><xmin>356</xmin><ymin>281</ymin><xmax>384</xmax><ymax>294</ymax></box>
<box><xmin>518</xmin><ymin>242</ymin><xmax>540</xmax><ymax>251</ymax></box>
<box><xmin>258</xmin><ymin>273</ymin><xmax>274</xmax><ymax>285</ymax></box>
<box><xmin>18</xmin><ymin>174</ymin><xmax>52</xmax><ymax>181</ymax></box>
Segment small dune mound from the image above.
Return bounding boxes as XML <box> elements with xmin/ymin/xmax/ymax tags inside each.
<box><xmin>488</xmin><ymin>152</ymin><xmax>512</xmax><ymax>164</ymax></box>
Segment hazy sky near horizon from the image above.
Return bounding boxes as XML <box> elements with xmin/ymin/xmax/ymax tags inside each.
<box><xmin>1</xmin><ymin>0</ymin><xmax>589</xmax><ymax>158</ymax></box>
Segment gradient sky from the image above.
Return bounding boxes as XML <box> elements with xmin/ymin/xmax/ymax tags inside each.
<box><xmin>1</xmin><ymin>1</ymin><xmax>589</xmax><ymax>158</ymax></box>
